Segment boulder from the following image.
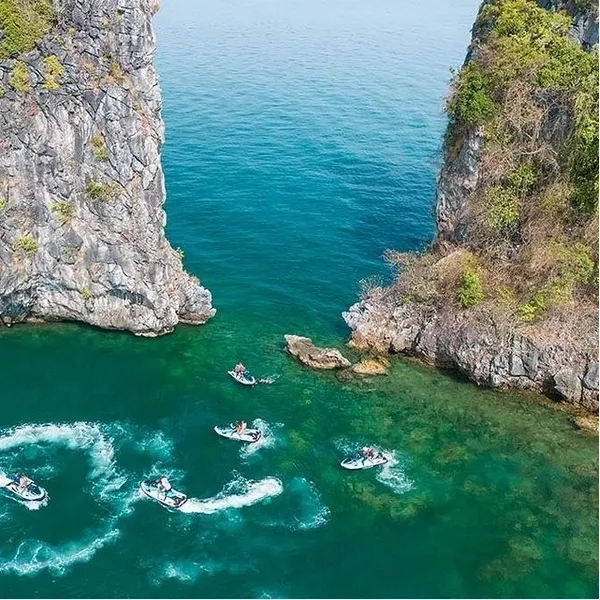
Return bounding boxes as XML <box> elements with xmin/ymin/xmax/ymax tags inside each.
<box><xmin>350</xmin><ymin>358</ymin><xmax>389</xmax><ymax>376</ymax></box>
<box><xmin>285</xmin><ymin>335</ymin><xmax>351</xmax><ymax>370</ymax></box>
<box><xmin>553</xmin><ymin>368</ymin><xmax>582</xmax><ymax>402</ymax></box>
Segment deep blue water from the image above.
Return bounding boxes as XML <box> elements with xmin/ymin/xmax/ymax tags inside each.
<box><xmin>158</xmin><ymin>0</ymin><xmax>478</xmax><ymax>336</ymax></box>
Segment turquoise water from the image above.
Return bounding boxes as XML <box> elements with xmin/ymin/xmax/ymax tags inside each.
<box><xmin>0</xmin><ymin>1</ymin><xmax>598</xmax><ymax>597</ymax></box>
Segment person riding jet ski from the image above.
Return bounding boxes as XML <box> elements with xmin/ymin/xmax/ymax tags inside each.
<box><xmin>154</xmin><ymin>476</ymin><xmax>172</xmax><ymax>500</ymax></box>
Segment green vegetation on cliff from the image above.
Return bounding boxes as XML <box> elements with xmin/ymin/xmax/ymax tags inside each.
<box><xmin>0</xmin><ymin>0</ymin><xmax>55</xmax><ymax>58</ymax></box>
<box><xmin>449</xmin><ymin>0</ymin><xmax>598</xmax><ymax>213</ymax></box>
<box><xmin>386</xmin><ymin>0</ymin><xmax>598</xmax><ymax>323</ymax></box>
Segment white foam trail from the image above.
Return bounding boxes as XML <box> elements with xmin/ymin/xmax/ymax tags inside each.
<box><xmin>0</xmin><ymin>528</ymin><xmax>120</xmax><ymax>577</ymax></box>
<box><xmin>375</xmin><ymin>451</ymin><xmax>413</xmax><ymax>495</ymax></box>
<box><xmin>240</xmin><ymin>419</ymin><xmax>283</xmax><ymax>459</ymax></box>
<box><xmin>0</xmin><ymin>422</ymin><xmax>116</xmax><ymax>484</ymax></box>
<box><xmin>0</xmin><ymin>421</ymin><xmax>174</xmax><ymax>577</ymax></box>
<box><xmin>179</xmin><ymin>475</ymin><xmax>283</xmax><ymax>514</ymax></box>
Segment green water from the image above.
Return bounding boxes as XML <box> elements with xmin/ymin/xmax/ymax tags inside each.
<box><xmin>0</xmin><ymin>0</ymin><xmax>598</xmax><ymax>597</ymax></box>
<box><xmin>0</xmin><ymin>323</ymin><xmax>597</xmax><ymax>597</ymax></box>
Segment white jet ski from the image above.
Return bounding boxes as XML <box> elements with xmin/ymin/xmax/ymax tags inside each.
<box><xmin>214</xmin><ymin>424</ymin><xmax>262</xmax><ymax>443</ymax></box>
<box><xmin>0</xmin><ymin>473</ymin><xmax>47</xmax><ymax>502</ymax></box>
<box><xmin>139</xmin><ymin>479</ymin><xmax>188</xmax><ymax>510</ymax></box>
<box><xmin>340</xmin><ymin>452</ymin><xmax>388</xmax><ymax>470</ymax></box>
<box><xmin>228</xmin><ymin>370</ymin><xmax>257</xmax><ymax>386</ymax></box>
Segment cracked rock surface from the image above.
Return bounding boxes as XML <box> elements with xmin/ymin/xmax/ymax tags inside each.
<box><xmin>0</xmin><ymin>0</ymin><xmax>215</xmax><ymax>335</ymax></box>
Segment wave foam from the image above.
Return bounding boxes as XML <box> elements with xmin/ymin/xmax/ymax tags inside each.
<box><xmin>0</xmin><ymin>421</ymin><xmax>176</xmax><ymax>577</ymax></box>
<box><xmin>376</xmin><ymin>452</ymin><xmax>413</xmax><ymax>495</ymax></box>
<box><xmin>0</xmin><ymin>528</ymin><xmax>120</xmax><ymax>577</ymax></box>
<box><xmin>180</xmin><ymin>475</ymin><xmax>283</xmax><ymax>514</ymax></box>
<box><xmin>240</xmin><ymin>419</ymin><xmax>283</xmax><ymax>459</ymax></box>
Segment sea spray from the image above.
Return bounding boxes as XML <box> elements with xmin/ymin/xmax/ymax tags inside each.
<box><xmin>375</xmin><ymin>451</ymin><xmax>413</xmax><ymax>495</ymax></box>
<box><xmin>240</xmin><ymin>419</ymin><xmax>283</xmax><ymax>460</ymax></box>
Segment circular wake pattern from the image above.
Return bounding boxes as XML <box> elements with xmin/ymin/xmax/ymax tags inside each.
<box><xmin>0</xmin><ymin>421</ymin><xmax>174</xmax><ymax>577</ymax></box>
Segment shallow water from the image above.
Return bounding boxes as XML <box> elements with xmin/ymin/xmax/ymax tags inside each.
<box><xmin>0</xmin><ymin>0</ymin><xmax>597</xmax><ymax>597</ymax></box>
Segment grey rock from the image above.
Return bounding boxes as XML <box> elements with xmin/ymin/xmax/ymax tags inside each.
<box><xmin>344</xmin><ymin>296</ymin><xmax>598</xmax><ymax>411</ymax></box>
<box><xmin>553</xmin><ymin>369</ymin><xmax>582</xmax><ymax>403</ymax></box>
<box><xmin>583</xmin><ymin>362</ymin><xmax>599</xmax><ymax>391</ymax></box>
<box><xmin>285</xmin><ymin>334</ymin><xmax>351</xmax><ymax>370</ymax></box>
<box><xmin>0</xmin><ymin>0</ymin><xmax>215</xmax><ymax>335</ymax></box>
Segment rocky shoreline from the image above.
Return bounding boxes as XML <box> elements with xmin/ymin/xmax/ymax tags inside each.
<box><xmin>343</xmin><ymin>0</ymin><xmax>599</xmax><ymax>413</ymax></box>
<box><xmin>343</xmin><ymin>297</ymin><xmax>598</xmax><ymax>412</ymax></box>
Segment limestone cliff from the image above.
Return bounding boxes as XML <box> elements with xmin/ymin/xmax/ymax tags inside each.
<box><xmin>344</xmin><ymin>0</ymin><xmax>599</xmax><ymax>411</ymax></box>
<box><xmin>0</xmin><ymin>0</ymin><xmax>215</xmax><ymax>336</ymax></box>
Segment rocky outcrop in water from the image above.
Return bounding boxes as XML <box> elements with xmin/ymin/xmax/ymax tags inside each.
<box><xmin>0</xmin><ymin>0</ymin><xmax>214</xmax><ymax>335</ymax></box>
<box><xmin>350</xmin><ymin>357</ymin><xmax>389</xmax><ymax>376</ymax></box>
<box><xmin>285</xmin><ymin>334</ymin><xmax>351</xmax><ymax>369</ymax></box>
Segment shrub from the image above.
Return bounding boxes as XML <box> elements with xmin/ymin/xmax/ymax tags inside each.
<box><xmin>90</xmin><ymin>133</ymin><xmax>108</xmax><ymax>161</ymax></box>
<box><xmin>484</xmin><ymin>186</ymin><xmax>519</xmax><ymax>230</ymax></box>
<box><xmin>42</xmin><ymin>55</ymin><xmax>64</xmax><ymax>90</ymax></box>
<box><xmin>0</xmin><ymin>196</ymin><xmax>6</xmax><ymax>211</ymax></box>
<box><xmin>84</xmin><ymin>178</ymin><xmax>117</xmax><ymax>202</ymax></box>
<box><xmin>505</xmin><ymin>162</ymin><xmax>536</xmax><ymax>197</ymax></box>
<box><xmin>0</xmin><ymin>0</ymin><xmax>55</xmax><ymax>58</ymax></box>
<box><xmin>458</xmin><ymin>266</ymin><xmax>484</xmax><ymax>308</ymax></box>
<box><xmin>51</xmin><ymin>200</ymin><xmax>74</xmax><ymax>224</ymax></box>
<box><xmin>80</xmin><ymin>288</ymin><xmax>92</xmax><ymax>301</ymax></box>
<box><xmin>14</xmin><ymin>233</ymin><xmax>38</xmax><ymax>256</ymax></box>
<box><xmin>517</xmin><ymin>290</ymin><xmax>546</xmax><ymax>322</ymax></box>
<box><xmin>549</xmin><ymin>240</ymin><xmax>595</xmax><ymax>287</ymax></box>
<box><xmin>447</xmin><ymin>64</ymin><xmax>497</xmax><ymax>126</ymax></box>
<box><xmin>9</xmin><ymin>61</ymin><xmax>30</xmax><ymax>92</ymax></box>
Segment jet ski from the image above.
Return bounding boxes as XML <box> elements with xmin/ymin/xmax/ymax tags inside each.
<box><xmin>139</xmin><ymin>478</ymin><xmax>188</xmax><ymax>510</ymax></box>
<box><xmin>0</xmin><ymin>473</ymin><xmax>47</xmax><ymax>502</ymax></box>
<box><xmin>228</xmin><ymin>370</ymin><xmax>257</xmax><ymax>386</ymax></box>
<box><xmin>340</xmin><ymin>452</ymin><xmax>388</xmax><ymax>470</ymax></box>
<box><xmin>214</xmin><ymin>424</ymin><xmax>262</xmax><ymax>443</ymax></box>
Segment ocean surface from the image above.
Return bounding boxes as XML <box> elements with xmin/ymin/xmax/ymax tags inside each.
<box><xmin>0</xmin><ymin>0</ymin><xmax>598</xmax><ymax>597</ymax></box>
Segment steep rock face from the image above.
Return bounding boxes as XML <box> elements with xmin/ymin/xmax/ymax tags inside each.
<box><xmin>344</xmin><ymin>0</ymin><xmax>599</xmax><ymax>410</ymax></box>
<box><xmin>436</xmin><ymin>0</ymin><xmax>599</xmax><ymax>247</ymax></box>
<box><xmin>0</xmin><ymin>0</ymin><xmax>215</xmax><ymax>335</ymax></box>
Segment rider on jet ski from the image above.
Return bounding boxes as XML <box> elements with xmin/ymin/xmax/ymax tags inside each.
<box><xmin>234</xmin><ymin>363</ymin><xmax>250</xmax><ymax>378</ymax></box>
<box><xmin>12</xmin><ymin>473</ymin><xmax>32</xmax><ymax>492</ymax></box>
<box><xmin>155</xmin><ymin>476</ymin><xmax>172</xmax><ymax>500</ymax></box>
<box><xmin>361</xmin><ymin>447</ymin><xmax>376</xmax><ymax>464</ymax></box>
